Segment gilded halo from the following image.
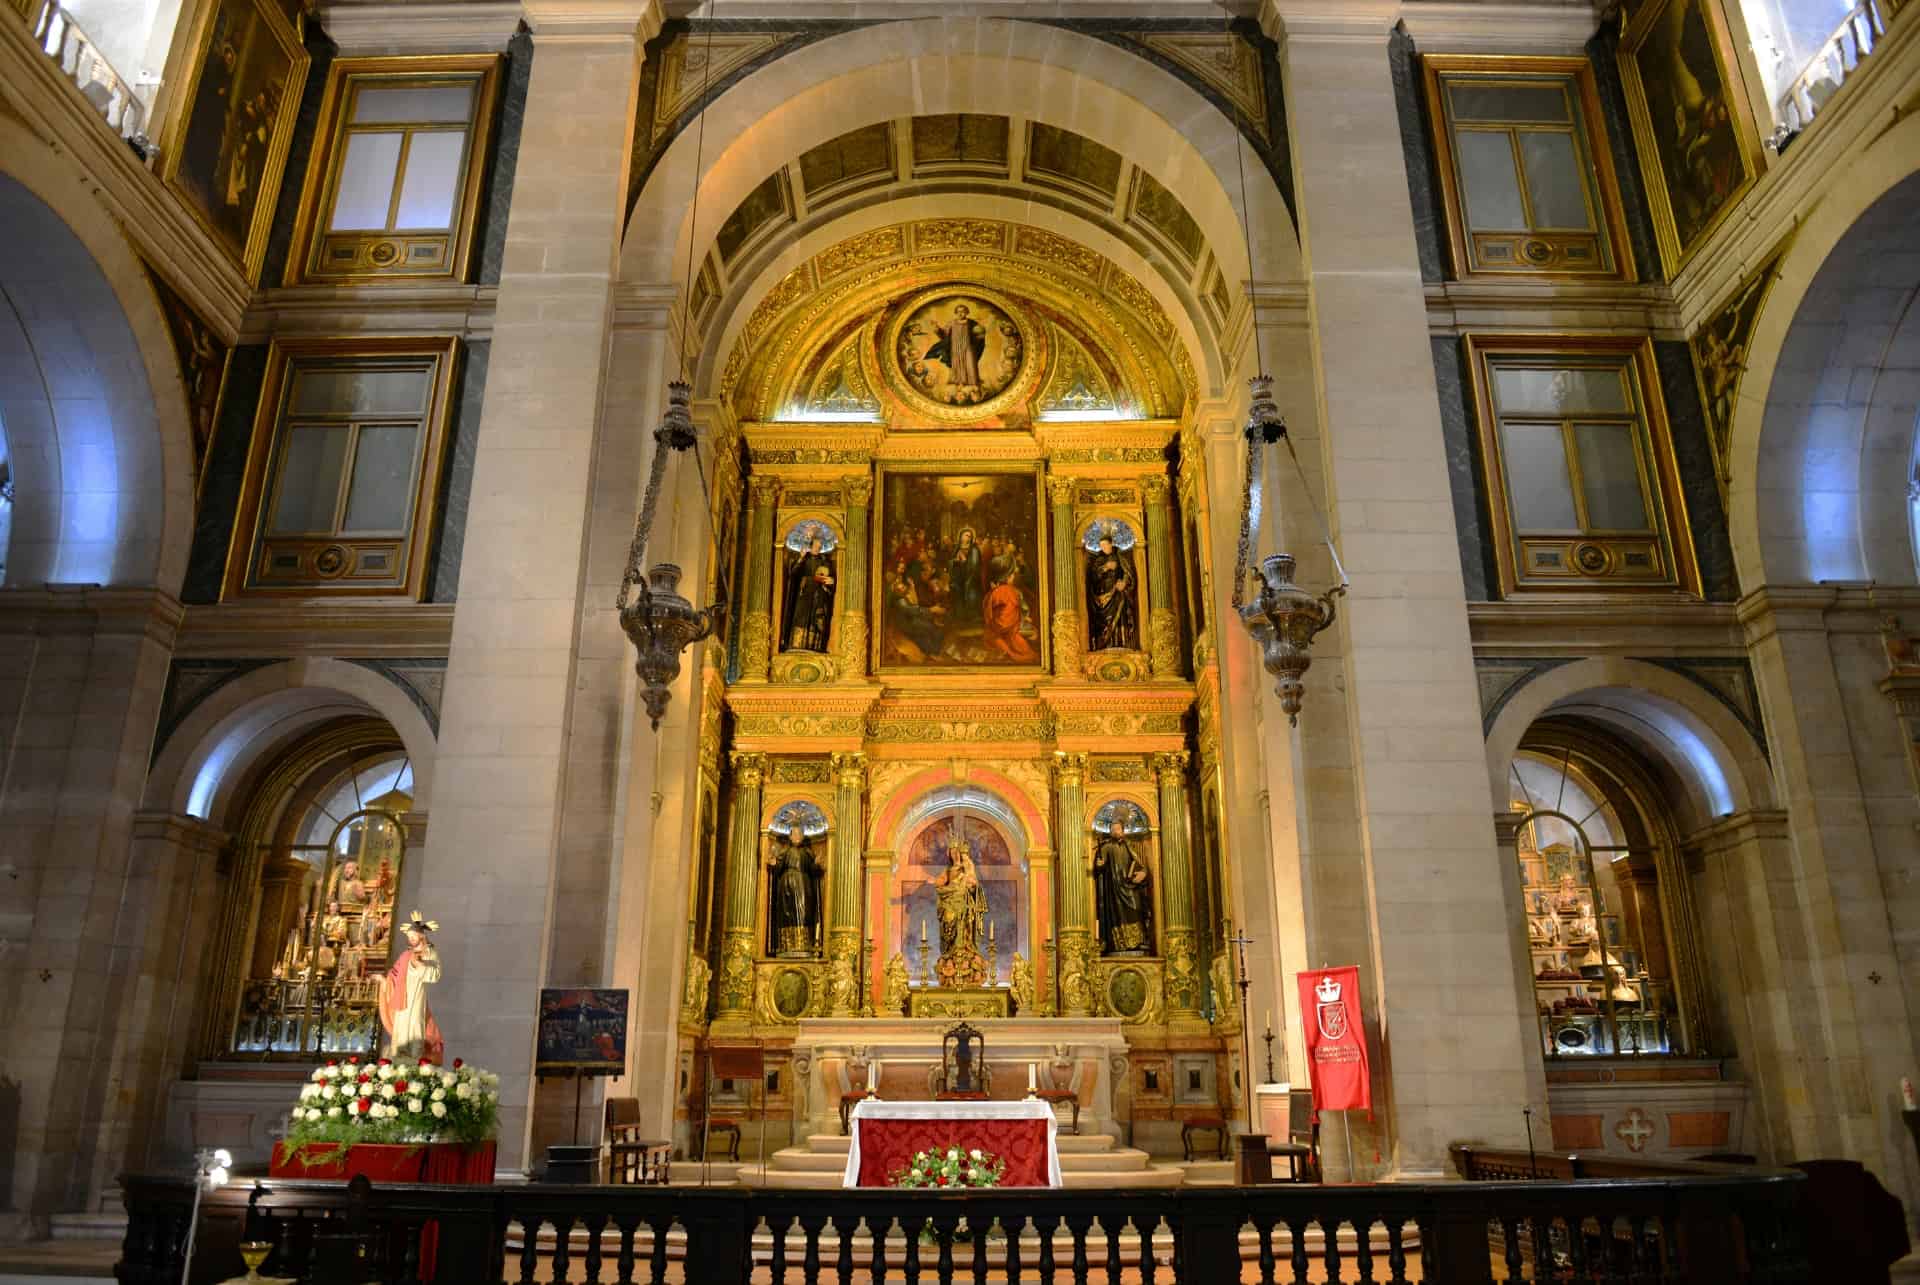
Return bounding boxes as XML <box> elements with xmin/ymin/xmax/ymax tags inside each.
<box><xmin>879</xmin><ymin>286</ymin><xmax>1041</xmax><ymax>424</ymax></box>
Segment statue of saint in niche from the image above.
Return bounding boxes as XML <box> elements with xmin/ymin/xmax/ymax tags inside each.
<box><xmin>767</xmin><ymin>822</ymin><xmax>824</xmax><ymax>958</ymax></box>
<box><xmin>1084</xmin><ymin>524</ymin><xmax>1140</xmax><ymax>653</ymax></box>
<box><xmin>780</xmin><ymin>523</ymin><xmax>837</xmax><ymax>653</ymax></box>
<box><xmin>1093</xmin><ymin>818</ymin><xmax>1152</xmax><ymax>955</ymax></box>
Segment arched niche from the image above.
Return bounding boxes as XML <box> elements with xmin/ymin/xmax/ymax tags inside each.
<box><xmin>887</xmin><ymin>783</ymin><xmax>1030</xmax><ymax>983</ymax></box>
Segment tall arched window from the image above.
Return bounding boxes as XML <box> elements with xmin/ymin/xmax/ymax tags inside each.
<box><xmin>1510</xmin><ymin>729</ymin><xmax>1702</xmax><ymax>1060</ymax></box>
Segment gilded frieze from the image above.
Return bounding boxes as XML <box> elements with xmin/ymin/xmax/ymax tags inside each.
<box><xmin>912</xmin><ymin>219</ymin><xmax>1007</xmax><ymax>253</ymax></box>
<box><xmin>1091</xmin><ymin>758</ymin><xmax>1151</xmax><ymax>783</ymax></box>
<box><xmin>771</xmin><ymin>759</ymin><xmax>833</xmax><ymax>784</ymax></box>
<box><xmin>816</xmin><ymin>225</ymin><xmax>907</xmax><ymax>282</ymax></box>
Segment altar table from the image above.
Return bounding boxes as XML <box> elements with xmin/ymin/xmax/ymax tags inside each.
<box><xmin>844</xmin><ymin>1099</ymin><xmax>1062</xmax><ymax>1188</ymax></box>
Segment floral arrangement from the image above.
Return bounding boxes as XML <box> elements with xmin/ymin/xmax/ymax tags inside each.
<box><xmin>890</xmin><ymin>1145</ymin><xmax>1006</xmax><ymax>1189</ymax></box>
<box><xmin>283</xmin><ymin>1055</ymin><xmax>499</xmax><ymax>1147</ymax></box>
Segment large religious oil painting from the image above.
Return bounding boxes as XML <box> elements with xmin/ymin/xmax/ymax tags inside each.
<box><xmin>1619</xmin><ymin>0</ymin><xmax>1758</xmax><ymax>275</ymax></box>
<box><xmin>161</xmin><ymin>0</ymin><xmax>307</xmax><ymax>281</ymax></box>
<box><xmin>875</xmin><ymin>468</ymin><xmax>1045</xmax><ymax>672</ymax></box>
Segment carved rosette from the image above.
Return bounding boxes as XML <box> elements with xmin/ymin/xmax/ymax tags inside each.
<box><xmin>1149</xmin><ymin>609</ymin><xmax>1181</xmax><ymax>677</ymax></box>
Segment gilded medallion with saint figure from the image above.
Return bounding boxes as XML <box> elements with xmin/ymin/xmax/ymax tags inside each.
<box><xmin>881</xmin><ymin>287</ymin><xmax>1041</xmax><ymax>424</ymax></box>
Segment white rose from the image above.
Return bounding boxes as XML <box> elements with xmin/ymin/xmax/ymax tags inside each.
<box><xmin>456</xmin><ymin>1083</ymin><xmax>473</xmax><ymax>1100</ymax></box>
<box><xmin>327</xmin><ymin>1107</ymin><xmax>343</xmax><ymax>1119</ymax></box>
<box><xmin>300</xmin><ymin>1084</ymin><xmax>316</xmax><ymax>1101</ymax></box>
<box><xmin>323</xmin><ymin>1084</ymin><xmax>337</xmax><ymax>1100</ymax></box>
<box><xmin>408</xmin><ymin>1097</ymin><xmax>423</xmax><ymax>1113</ymax></box>
<box><xmin>440</xmin><ymin>1072</ymin><xmax>457</xmax><ymax>1088</ymax></box>
<box><xmin>311</xmin><ymin>1068</ymin><xmax>328</xmax><ymax>1082</ymax></box>
<box><xmin>431</xmin><ymin>1089</ymin><xmax>446</xmax><ymax>1102</ymax></box>
<box><xmin>308</xmin><ymin>1108</ymin><xmax>323</xmax><ymax>1121</ymax></box>
<box><xmin>969</xmin><ymin>1149</ymin><xmax>982</xmax><ymax>1160</ymax></box>
<box><xmin>381</xmin><ymin>1084</ymin><xmax>397</xmax><ymax>1100</ymax></box>
<box><xmin>378</xmin><ymin>1065</ymin><xmax>394</xmax><ymax>1080</ymax></box>
<box><xmin>431</xmin><ymin>1101</ymin><xmax>447</xmax><ymax>1119</ymax></box>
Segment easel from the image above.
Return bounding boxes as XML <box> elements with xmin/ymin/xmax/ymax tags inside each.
<box><xmin>536</xmin><ymin>1066</ymin><xmax>605</xmax><ymax>1183</ymax></box>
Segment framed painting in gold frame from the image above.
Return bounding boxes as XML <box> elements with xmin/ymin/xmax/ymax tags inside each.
<box><xmin>1616</xmin><ymin>0</ymin><xmax>1762</xmax><ymax>277</ymax></box>
<box><xmin>872</xmin><ymin>464</ymin><xmax>1048</xmax><ymax>675</ymax></box>
<box><xmin>158</xmin><ymin>0</ymin><xmax>308</xmax><ymax>282</ymax></box>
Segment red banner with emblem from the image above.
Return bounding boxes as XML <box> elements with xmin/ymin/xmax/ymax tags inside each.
<box><xmin>1296</xmin><ymin>966</ymin><xmax>1371</xmax><ymax>1120</ymax></box>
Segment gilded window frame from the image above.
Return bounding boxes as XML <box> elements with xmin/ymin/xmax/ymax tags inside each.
<box><xmin>1466</xmin><ymin>333</ymin><xmax>1700</xmax><ymax>597</ymax></box>
<box><xmin>221</xmin><ymin>334</ymin><xmax>461</xmax><ymax>600</ymax></box>
<box><xmin>283</xmin><ymin>55</ymin><xmax>503</xmax><ymax>286</ymax></box>
<box><xmin>1423</xmin><ymin>54</ymin><xmax>1636</xmax><ymax>282</ymax></box>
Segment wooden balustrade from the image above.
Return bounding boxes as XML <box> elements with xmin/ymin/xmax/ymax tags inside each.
<box><xmin>118</xmin><ymin>1161</ymin><xmax>1809</xmax><ymax>1285</ymax></box>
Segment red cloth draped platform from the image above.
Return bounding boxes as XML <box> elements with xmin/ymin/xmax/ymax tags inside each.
<box><xmin>270</xmin><ymin>1142</ymin><xmax>495</xmax><ymax>1279</ymax></box>
<box><xmin>844</xmin><ymin>1100</ymin><xmax>1062</xmax><ymax>1187</ymax></box>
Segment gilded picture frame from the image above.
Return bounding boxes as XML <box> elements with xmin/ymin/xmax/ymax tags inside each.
<box><xmin>159</xmin><ymin>0</ymin><xmax>308</xmax><ymax>282</ymax></box>
<box><xmin>872</xmin><ymin>463</ymin><xmax>1049</xmax><ymax>676</ymax></box>
<box><xmin>1616</xmin><ymin>0</ymin><xmax>1762</xmax><ymax>277</ymax></box>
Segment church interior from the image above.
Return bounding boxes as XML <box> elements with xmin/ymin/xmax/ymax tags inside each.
<box><xmin>2</xmin><ymin>0</ymin><xmax>1920</xmax><ymax>1277</ymax></box>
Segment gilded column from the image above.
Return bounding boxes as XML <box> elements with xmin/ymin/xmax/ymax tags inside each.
<box><xmin>1053</xmin><ymin>751</ymin><xmax>1095</xmax><ymax>1015</ymax></box>
<box><xmin>1155</xmin><ymin>751</ymin><xmax>1203</xmax><ymax>1021</ymax></box>
<box><xmin>738</xmin><ymin>476</ymin><xmax>781</xmax><ymax>681</ymax></box>
<box><xmin>838</xmin><ymin>474</ymin><xmax>873</xmax><ymax>678</ymax></box>
<box><xmin>1141</xmin><ymin>475</ymin><xmax>1181</xmax><ymax>678</ymax></box>
<box><xmin>715</xmin><ymin>751</ymin><xmax>767</xmax><ymax>1025</ymax></box>
<box><xmin>826</xmin><ymin>751</ymin><xmax>868</xmax><ymax>1014</ymax></box>
<box><xmin>1047</xmin><ymin>474</ymin><xmax>1082</xmax><ymax>677</ymax></box>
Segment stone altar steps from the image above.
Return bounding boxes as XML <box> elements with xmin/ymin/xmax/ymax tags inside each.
<box><xmin>756</xmin><ymin>1130</ymin><xmax>1187</xmax><ymax>1189</ymax></box>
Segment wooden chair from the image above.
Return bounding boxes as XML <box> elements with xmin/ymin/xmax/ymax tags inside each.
<box><xmin>701</xmin><ymin>1045</ymin><xmax>764</xmax><ymax>1169</ymax></box>
<box><xmin>603</xmin><ymin>1096</ymin><xmax>670</xmax><ymax>1184</ymax></box>
<box><xmin>1264</xmin><ymin>1088</ymin><xmax>1320</xmax><ymax>1182</ymax></box>
<box><xmin>1034</xmin><ymin>1087</ymin><xmax>1080</xmax><ymax>1135</ymax></box>
<box><xmin>1182</xmin><ymin>1114</ymin><xmax>1230</xmax><ymax>1161</ymax></box>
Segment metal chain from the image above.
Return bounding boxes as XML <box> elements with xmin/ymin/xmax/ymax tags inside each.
<box><xmin>1231</xmin><ymin>428</ymin><xmax>1260</xmax><ymax>611</ymax></box>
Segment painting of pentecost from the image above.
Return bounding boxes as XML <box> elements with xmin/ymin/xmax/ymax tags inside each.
<box><xmin>877</xmin><ymin>470</ymin><xmax>1044</xmax><ymax>670</ymax></box>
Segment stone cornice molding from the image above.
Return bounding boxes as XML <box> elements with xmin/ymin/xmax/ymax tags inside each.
<box><xmin>0</xmin><ymin>25</ymin><xmax>249</xmax><ymax>338</ymax></box>
<box><xmin>1468</xmin><ymin>598</ymin><xmax>1742</xmax><ymax>653</ymax></box>
<box><xmin>1682</xmin><ymin>808</ymin><xmax>1791</xmax><ymax>853</ymax></box>
<box><xmin>173</xmin><ymin>601</ymin><xmax>454</xmax><ymax>657</ymax></box>
<box><xmin>612</xmin><ymin>282</ymin><xmax>679</xmax><ymax>332</ymax></box>
<box><xmin>1397</xmin><ymin>3</ymin><xmax>1600</xmax><ymax>54</ymax></box>
<box><xmin>1261</xmin><ymin>0</ymin><xmax>1401</xmax><ymax>45</ymax></box>
<box><xmin>0</xmin><ymin>585</ymin><xmax>184</xmax><ymax>645</ymax></box>
<box><xmin>1737</xmin><ymin>582</ymin><xmax>1920</xmax><ymax>643</ymax></box>
<box><xmin>522</xmin><ymin>0</ymin><xmax>664</xmax><ymax>41</ymax></box>
<box><xmin>244</xmin><ymin>284</ymin><xmax>498</xmax><ymax>343</ymax></box>
<box><xmin>1425</xmin><ymin>280</ymin><xmax>1682</xmax><ymax>339</ymax></box>
<box><xmin>131</xmin><ymin>809</ymin><xmax>232</xmax><ymax>851</ymax></box>
<box><xmin>316</xmin><ymin>2</ymin><xmax>525</xmax><ymax>53</ymax></box>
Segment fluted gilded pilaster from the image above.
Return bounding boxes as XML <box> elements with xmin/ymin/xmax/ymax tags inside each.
<box><xmin>838</xmin><ymin>475</ymin><xmax>873</xmax><ymax>678</ymax></box>
<box><xmin>826</xmin><ymin>751</ymin><xmax>868</xmax><ymax>1014</ymax></box>
<box><xmin>738</xmin><ymin>476</ymin><xmax>781</xmax><ymax>681</ymax></box>
<box><xmin>1155</xmin><ymin>750</ymin><xmax>1202</xmax><ymax>1020</ymax></box>
<box><xmin>1047</xmin><ymin>475</ymin><xmax>1082</xmax><ymax>677</ymax></box>
<box><xmin>716</xmin><ymin>751</ymin><xmax>767</xmax><ymax>1023</ymax></box>
<box><xmin>1142</xmin><ymin>475</ymin><xmax>1181</xmax><ymax>678</ymax></box>
<box><xmin>1053</xmin><ymin>750</ymin><xmax>1095</xmax><ymax>1015</ymax></box>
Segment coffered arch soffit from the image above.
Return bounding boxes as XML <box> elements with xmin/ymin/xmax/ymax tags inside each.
<box><xmin>619</xmin><ymin>20</ymin><xmax>1299</xmax><ymax>354</ymax></box>
<box><xmin>709</xmin><ymin>207</ymin><xmax>1198</xmax><ymax>423</ymax></box>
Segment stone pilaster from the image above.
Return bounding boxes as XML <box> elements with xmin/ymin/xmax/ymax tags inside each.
<box><xmin>1053</xmin><ymin>751</ymin><xmax>1094</xmax><ymax>1015</ymax></box>
<box><xmin>838</xmin><ymin>475</ymin><xmax>873</xmax><ymax>678</ymax></box>
<box><xmin>1047</xmin><ymin>474</ymin><xmax>1082</xmax><ymax>678</ymax></box>
<box><xmin>1141</xmin><ymin>475</ymin><xmax>1181</xmax><ymax>678</ymax></box>
<box><xmin>825</xmin><ymin>751</ymin><xmax>867</xmax><ymax>1014</ymax></box>
<box><xmin>737</xmin><ymin>476</ymin><xmax>781</xmax><ymax>681</ymax></box>
<box><xmin>715</xmin><ymin>751</ymin><xmax>766</xmax><ymax>1026</ymax></box>
<box><xmin>1154</xmin><ymin>751</ymin><xmax>1203</xmax><ymax>1022</ymax></box>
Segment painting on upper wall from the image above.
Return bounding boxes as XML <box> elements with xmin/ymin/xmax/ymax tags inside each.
<box><xmin>1617</xmin><ymin>0</ymin><xmax>1761</xmax><ymax>276</ymax></box>
<box><xmin>160</xmin><ymin>0</ymin><xmax>308</xmax><ymax>281</ymax></box>
<box><xmin>875</xmin><ymin>468</ymin><xmax>1046</xmax><ymax>672</ymax></box>
<box><xmin>879</xmin><ymin>286</ymin><xmax>1044</xmax><ymax>425</ymax></box>
<box><xmin>1689</xmin><ymin>237</ymin><xmax>1789</xmax><ymax>503</ymax></box>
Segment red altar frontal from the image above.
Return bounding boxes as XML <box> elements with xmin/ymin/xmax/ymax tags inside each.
<box><xmin>844</xmin><ymin>1100</ymin><xmax>1061</xmax><ymax>1188</ymax></box>
<box><xmin>269</xmin><ymin>1141</ymin><xmax>497</xmax><ymax>1183</ymax></box>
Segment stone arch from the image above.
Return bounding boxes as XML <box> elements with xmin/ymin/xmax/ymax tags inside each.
<box><xmin>145</xmin><ymin>658</ymin><xmax>438</xmax><ymax>824</ymax></box>
<box><xmin>1728</xmin><ymin>109</ymin><xmax>1920</xmax><ymax>588</ymax></box>
<box><xmin>1483</xmin><ymin>657</ymin><xmax>1775</xmax><ymax>836</ymax></box>
<box><xmin>868</xmin><ymin>762</ymin><xmax>1051</xmax><ymax>855</ymax></box>
<box><xmin>621</xmin><ymin>20</ymin><xmax>1298</xmax><ymax>339</ymax></box>
<box><xmin>0</xmin><ymin>117</ymin><xmax>196</xmax><ymax>589</ymax></box>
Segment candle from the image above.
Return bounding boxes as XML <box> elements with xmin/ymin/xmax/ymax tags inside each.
<box><xmin>1027</xmin><ymin>1062</ymin><xmax>1038</xmax><ymax>1095</ymax></box>
<box><xmin>1903</xmin><ymin>1076</ymin><xmax>1918</xmax><ymax>1111</ymax></box>
<box><xmin>867</xmin><ymin>1061</ymin><xmax>879</xmax><ymax>1094</ymax></box>
<box><xmin>1265</xmin><ymin>1008</ymin><xmax>1271</xmax><ymax>1034</ymax></box>
<box><xmin>921</xmin><ymin>920</ymin><xmax>928</xmax><ymax>945</ymax></box>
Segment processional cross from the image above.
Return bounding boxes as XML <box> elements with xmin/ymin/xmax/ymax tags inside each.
<box><xmin>1226</xmin><ymin>923</ymin><xmax>1257</xmax><ymax>1133</ymax></box>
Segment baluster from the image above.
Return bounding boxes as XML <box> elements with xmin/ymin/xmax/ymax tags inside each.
<box><xmin>1287</xmin><ymin>1215</ymin><xmax>1309</xmax><ymax>1283</ymax></box>
<box><xmin>647</xmin><ymin>1217</ymin><xmax>670</xmax><ymax>1284</ymax></box>
<box><xmin>1565</xmin><ymin>1211</ymin><xmax>1590</xmax><ymax>1279</ymax></box>
<box><xmin>769</xmin><ymin>1213</ymin><xmax>790</xmax><ymax>1283</ymax></box>
<box><xmin>933</xmin><ymin>1211</ymin><xmax>959</xmax><ymax>1284</ymax></box>
<box><xmin>1252</xmin><ymin>1215</ymin><xmax>1276</xmax><ymax>1285</ymax></box>
<box><xmin>1103</xmin><ymin>1214</ymin><xmax>1123</xmax><ymax>1285</ymax></box>
<box><xmin>1035</xmin><ymin>1212</ymin><xmax>1061</xmax><ymax>1285</ymax></box>
<box><xmin>1135</xmin><ymin>1217</ymin><xmax>1155</xmax><ymax>1285</ymax></box>
<box><xmin>1528</xmin><ymin>1212</ymin><xmax>1552</xmax><ymax>1285</ymax></box>
<box><xmin>970</xmin><ymin>1212</ymin><xmax>990</xmax><ymax>1285</ymax></box>
<box><xmin>613</xmin><ymin>1214</ymin><xmax>638</xmax><ymax>1285</ymax></box>
<box><xmin>1353</xmin><ymin>1217</ymin><xmax>1374</xmax><ymax>1283</ymax></box>
<box><xmin>871</xmin><ymin>1215</ymin><xmax>893</xmax><ymax>1285</ymax></box>
<box><xmin>552</xmin><ymin>1212</ymin><xmax>574</xmax><ymax>1285</ymax></box>
<box><xmin>1065</xmin><ymin>1213</ymin><xmax>1094</xmax><ymax>1285</ymax></box>
<box><xmin>904</xmin><ymin>1214</ymin><xmax>923</xmax><ymax>1285</ymax></box>
<box><xmin>1321</xmin><ymin>1217</ymin><xmax>1343</xmax><ymax>1284</ymax></box>
<box><xmin>1003</xmin><ymin>1214</ymin><xmax>1023</xmax><ymax>1285</ymax></box>
<box><xmin>834</xmin><ymin>1213</ymin><xmax>855</xmax><ymax>1285</ymax></box>
<box><xmin>799</xmin><ymin>1211</ymin><xmax>826</xmax><ymax>1285</ymax></box>
<box><xmin>1385</xmin><ymin>1219</ymin><xmax>1410</xmax><ymax>1285</ymax></box>
<box><xmin>583</xmin><ymin>1212</ymin><xmax>608</xmax><ymax>1285</ymax></box>
<box><xmin>400</xmin><ymin>1219</ymin><xmax>423</xmax><ymax>1285</ymax></box>
<box><xmin>1500</xmin><ymin>1215</ymin><xmax>1524</xmax><ymax>1281</ymax></box>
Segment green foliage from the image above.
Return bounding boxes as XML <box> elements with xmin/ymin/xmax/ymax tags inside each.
<box><xmin>282</xmin><ymin>1056</ymin><xmax>499</xmax><ymax>1147</ymax></box>
<box><xmin>889</xmin><ymin>1144</ymin><xmax>1006</xmax><ymax>1189</ymax></box>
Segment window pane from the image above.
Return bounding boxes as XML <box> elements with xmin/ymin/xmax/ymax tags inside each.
<box><xmin>1573</xmin><ymin>422</ymin><xmax>1651</xmax><ymax>531</ymax></box>
<box><xmin>1456</xmin><ymin>130</ymin><xmax>1527</xmax><ymax>231</ymax></box>
<box><xmin>290</xmin><ymin>366</ymin><xmax>431</xmax><ymax>418</ymax></box>
<box><xmin>1491</xmin><ymin>364</ymin><xmax>1630</xmax><ymax>416</ymax></box>
<box><xmin>394</xmin><ymin>130</ymin><xmax>467</xmax><ymax>230</ymax></box>
<box><xmin>352</xmin><ymin>83</ymin><xmax>474</xmax><ymax>124</ymax></box>
<box><xmin>1449</xmin><ymin>82</ymin><xmax>1572</xmax><ymax>124</ymax></box>
<box><xmin>271</xmin><ymin>424</ymin><xmax>347</xmax><ymax>533</ymax></box>
<box><xmin>1501</xmin><ymin>422</ymin><xmax>1579</xmax><ymax>531</ymax></box>
<box><xmin>341</xmin><ymin>424</ymin><xmax>419</xmax><ymax>533</ymax></box>
<box><xmin>1519</xmin><ymin>131</ymin><xmax>1592</xmax><ymax>230</ymax></box>
<box><xmin>330</xmin><ymin>132</ymin><xmax>403</xmax><ymax>231</ymax></box>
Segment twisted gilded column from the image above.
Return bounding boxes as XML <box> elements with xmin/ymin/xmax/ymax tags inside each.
<box><xmin>737</xmin><ymin>476</ymin><xmax>780</xmax><ymax>681</ymax></box>
<box><xmin>1154</xmin><ymin>750</ymin><xmax>1203</xmax><ymax>1021</ymax></box>
<box><xmin>1142</xmin><ymin>475</ymin><xmax>1181</xmax><ymax>678</ymax></box>
<box><xmin>1047</xmin><ymin>475</ymin><xmax>1082</xmax><ymax>677</ymax></box>
<box><xmin>1053</xmin><ymin>751</ymin><xmax>1095</xmax><ymax>1015</ymax></box>
<box><xmin>715</xmin><ymin>751</ymin><xmax>767</xmax><ymax>1025</ymax></box>
<box><xmin>838</xmin><ymin>475</ymin><xmax>873</xmax><ymax>678</ymax></box>
<box><xmin>826</xmin><ymin>751</ymin><xmax>868</xmax><ymax>1014</ymax></box>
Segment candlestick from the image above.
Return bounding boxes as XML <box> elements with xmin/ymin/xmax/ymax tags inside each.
<box><xmin>867</xmin><ymin>1060</ymin><xmax>879</xmax><ymax>1096</ymax></box>
<box><xmin>1027</xmin><ymin>1062</ymin><xmax>1038</xmax><ymax>1097</ymax></box>
<box><xmin>1903</xmin><ymin>1076</ymin><xmax>1917</xmax><ymax>1111</ymax></box>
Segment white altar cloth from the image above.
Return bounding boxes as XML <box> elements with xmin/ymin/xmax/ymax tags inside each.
<box><xmin>843</xmin><ymin>1098</ymin><xmax>1062</xmax><ymax>1188</ymax></box>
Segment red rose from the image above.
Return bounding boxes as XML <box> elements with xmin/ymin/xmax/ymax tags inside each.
<box><xmin>326</xmin><ymin>1060</ymin><xmax>338</xmax><ymax>1068</ymax></box>
<box><xmin>935</xmin><ymin>1176</ymin><xmax>947</xmax><ymax>1186</ymax></box>
<box><xmin>358</xmin><ymin>1074</ymin><xmax>371</xmax><ymax>1084</ymax></box>
<box><xmin>393</xmin><ymin>1080</ymin><xmax>408</xmax><ymax>1093</ymax></box>
<box><xmin>347</xmin><ymin>1056</ymin><xmax>359</xmax><ymax>1065</ymax></box>
<box><xmin>452</xmin><ymin>1058</ymin><xmax>463</xmax><ymax>1069</ymax></box>
<box><xmin>378</xmin><ymin>1058</ymin><xmax>391</xmax><ymax>1067</ymax></box>
<box><xmin>418</xmin><ymin>1057</ymin><xmax>433</xmax><ymax>1067</ymax></box>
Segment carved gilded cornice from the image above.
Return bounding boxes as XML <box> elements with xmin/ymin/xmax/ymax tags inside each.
<box><xmin>1034</xmin><ymin>421</ymin><xmax>1181</xmax><ymax>473</ymax></box>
